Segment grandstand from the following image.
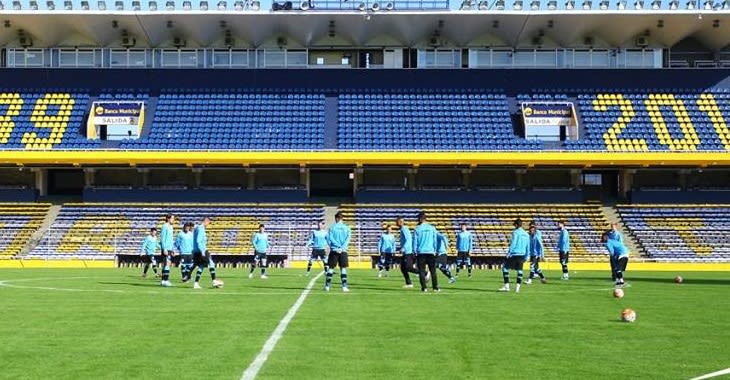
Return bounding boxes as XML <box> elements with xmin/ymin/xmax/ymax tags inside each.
<box><xmin>2</xmin><ymin>4</ymin><xmax>730</xmax><ymax>380</ymax></box>
<box><xmin>0</xmin><ymin>1</ymin><xmax>728</xmax><ymax>267</ymax></box>
<box><xmin>29</xmin><ymin>204</ymin><xmax>324</xmax><ymax>260</ymax></box>
<box><xmin>617</xmin><ymin>205</ymin><xmax>730</xmax><ymax>262</ymax></box>
<box><xmin>0</xmin><ymin>203</ymin><xmax>50</xmax><ymax>259</ymax></box>
<box><xmin>341</xmin><ymin>204</ymin><xmax>609</xmax><ymax>258</ymax></box>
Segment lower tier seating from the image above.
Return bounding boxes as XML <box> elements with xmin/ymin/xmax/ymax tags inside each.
<box><xmin>617</xmin><ymin>204</ymin><xmax>730</xmax><ymax>262</ymax></box>
<box><xmin>0</xmin><ymin>203</ymin><xmax>51</xmax><ymax>258</ymax></box>
<box><xmin>339</xmin><ymin>204</ymin><xmax>610</xmax><ymax>258</ymax></box>
<box><xmin>27</xmin><ymin>204</ymin><xmax>325</xmax><ymax>260</ymax></box>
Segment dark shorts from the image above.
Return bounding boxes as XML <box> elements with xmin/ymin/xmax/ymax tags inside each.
<box><xmin>436</xmin><ymin>255</ymin><xmax>448</xmax><ymax>266</ymax></box>
<box><xmin>143</xmin><ymin>255</ymin><xmax>156</xmax><ymax>264</ymax></box>
<box><xmin>254</xmin><ymin>252</ymin><xmax>267</xmax><ymax>260</ymax></box>
<box><xmin>193</xmin><ymin>251</ymin><xmax>209</xmax><ymax>267</ymax></box>
<box><xmin>505</xmin><ymin>256</ymin><xmax>526</xmax><ymax>270</ymax></box>
<box><xmin>161</xmin><ymin>249</ymin><xmax>173</xmax><ymax>264</ymax></box>
<box><xmin>180</xmin><ymin>254</ymin><xmax>193</xmax><ymax>265</ymax></box>
<box><xmin>457</xmin><ymin>251</ymin><xmax>470</xmax><ymax>261</ymax></box>
<box><xmin>311</xmin><ymin>249</ymin><xmax>327</xmax><ymax>259</ymax></box>
<box><xmin>327</xmin><ymin>251</ymin><xmax>349</xmax><ymax>269</ymax></box>
<box><xmin>559</xmin><ymin>251</ymin><xmax>570</xmax><ymax>264</ymax></box>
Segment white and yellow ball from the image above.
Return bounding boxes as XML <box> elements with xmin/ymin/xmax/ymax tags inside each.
<box><xmin>621</xmin><ymin>308</ymin><xmax>637</xmax><ymax>323</ymax></box>
<box><xmin>613</xmin><ymin>288</ymin><xmax>624</xmax><ymax>298</ymax></box>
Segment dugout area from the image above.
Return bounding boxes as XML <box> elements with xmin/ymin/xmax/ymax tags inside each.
<box><xmin>2</xmin><ymin>165</ymin><xmax>729</xmax><ymax>204</ymax></box>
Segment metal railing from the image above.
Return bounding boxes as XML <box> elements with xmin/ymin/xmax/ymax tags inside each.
<box><xmin>4</xmin><ymin>47</ymin><xmax>666</xmax><ymax>69</ymax></box>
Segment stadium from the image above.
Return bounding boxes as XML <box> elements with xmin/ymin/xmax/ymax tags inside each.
<box><xmin>1</xmin><ymin>0</ymin><xmax>730</xmax><ymax>379</ymax></box>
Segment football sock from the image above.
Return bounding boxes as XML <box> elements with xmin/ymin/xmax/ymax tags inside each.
<box><xmin>517</xmin><ymin>269</ymin><xmax>524</xmax><ymax>284</ymax></box>
<box><xmin>209</xmin><ymin>265</ymin><xmax>217</xmax><ymax>281</ymax></box>
<box><xmin>195</xmin><ymin>267</ymin><xmax>203</xmax><ymax>283</ymax></box>
<box><xmin>340</xmin><ymin>268</ymin><xmax>348</xmax><ymax>287</ymax></box>
<box><xmin>325</xmin><ymin>268</ymin><xmax>334</xmax><ymax>287</ymax></box>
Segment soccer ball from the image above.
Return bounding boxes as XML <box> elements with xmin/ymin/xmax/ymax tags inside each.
<box><xmin>213</xmin><ymin>280</ymin><xmax>224</xmax><ymax>288</ymax></box>
<box><xmin>621</xmin><ymin>308</ymin><xmax>637</xmax><ymax>323</ymax></box>
<box><xmin>674</xmin><ymin>276</ymin><xmax>683</xmax><ymax>284</ymax></box>
<box><xmin>613</xmin><ymin>288</ymin><xmax>624</xmax><ymax>298</ymax></box>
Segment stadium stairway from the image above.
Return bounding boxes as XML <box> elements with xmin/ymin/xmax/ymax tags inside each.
<box><xmin>323</xmin><ymin>96</ymin><xmax>339</xmax><ymax>149</ymax></box>
<box><xmin>324</xmin><ymin>206</ymin><xmax>340</xmax><ymax>226</ymax></box>
<box><xmin>19</xmin><ymin>204</ymin><xmax>62</xmax><ymax>257</ymax></box>
<box><xmin>602</xmin><ymin>206</ymin><xmax>643</xmax><ymax>256</ymax></box>
<box><xmin>140</xmin><ymin>96</ymin><xmax>158</xmax><ymax>138</ymax></box>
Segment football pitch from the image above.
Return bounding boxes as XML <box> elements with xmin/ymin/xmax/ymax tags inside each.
<box><xmin>1</xmin><ymin>268</ymin><xmax>728</xmax><ymax>380</ymax></box>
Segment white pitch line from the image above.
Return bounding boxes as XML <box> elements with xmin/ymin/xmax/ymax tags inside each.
<box><xmin>689</xmin><ymin>367</ymin><xmax>730</xmax><ymax>380</ymax></box>
<box><xmin>240</xmin><ymin>271</ymin><xmax>324</xmax><ymax>380</ymax></box>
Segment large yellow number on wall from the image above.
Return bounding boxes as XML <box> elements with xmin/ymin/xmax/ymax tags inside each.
<box><xmin>645</xmin><ymin>94</ymin><xmax>700</xmax><ymax>151</ymax></box>
<box><xmin>0</xmin><ymin>93</ymin><xmax>23</xmax><ymax>144</ymax></box>
<box><xmin>697</xmin><ymin>93</ymin><xmax>730</xmax><ymax>151</ymax></box>
<box><xmin>22</xmin><ymin>93</ymin><xmax>74</xmax><ymax>150</ymax></box>
<box><xmin>594</xmin><ymin>94</ymin><xmax>648</xmax><ymax>151</ymax></box>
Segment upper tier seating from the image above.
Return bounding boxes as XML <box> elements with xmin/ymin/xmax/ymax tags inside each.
<box><xmin>28</xmin><ymin>204</ymin><xmax>324</xmax><ymax>260</ymax></box>
<box><xmin>338</xmin><ymin>92</ymin><xmax>543</xmax><ymax>151</ymax></box>
<box><xmin>1</xmin><ymin>88</ymin><xmax>729</xmax><ymax>152</ymax></box>
<box><xmin>0</xmin><ymin>203</ymin><xmax>50</xmax><ymax>258</ymax></box>
<box><xmin>565</xmin><ymin>90</ymin><xmax>730</xmax><ymax>151</ymax></box>
<box><xmin>617</xmin><ymin>205</ymin><xmax>730</xmax><ymax>262</ymax></box>
<box><xmin>119</xmin><ymin>91</ymin><xmax>325</xmax><ymax>150</ymax></box>
<box><xmin>339</xmin><ymin>204</ymin><xmax>610</xmax><ymax>257</ymax></box>
<box><xmin>0</xmin><ymin>91</ymin><xmax>98</xmax><ymax>150</ymax></box>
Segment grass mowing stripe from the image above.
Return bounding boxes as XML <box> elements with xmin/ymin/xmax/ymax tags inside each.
<box><xmin>241</xmin><ymin>271</ymin><xmax>324</xmax><ymax>380</ymax></box>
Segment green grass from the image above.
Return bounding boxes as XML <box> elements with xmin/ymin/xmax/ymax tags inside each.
<box><xmin>0</xmin><ymin>268</ymin><xmax>728</xmax><ymax>380</ymax></box>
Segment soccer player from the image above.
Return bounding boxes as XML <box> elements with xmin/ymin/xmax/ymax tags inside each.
<box><xmin>193</xmin><ymin>217</ymin><xmax>224</xmax><ymax>289</ymax></box>
<box><xmin>377</xmin><ymin>225</ymin><xmax>396</xmax><ymax>278</ymax></box>
<box><xmin>413</xmin><ymin>212</ymin><xmax>439</xmax><ymax>293</ymax></box>
<box><xmin>305</xmin><ymin>221</ymin><xmax>329</xmax><ymax>276</ymax></box>
<box><xmin>249</xmin><ymin>224</ymin><xmax>269</xmax><ymax>279</ymax></box>
<box><xmin>436</xmin><ymin>231</ymin><xmax>456</xmax><ymax>284</ymax></box>
<box><xmin>608</xmin><ymin>223</ymin><xmax>623</xmax><ymax>242</ymax></box>
<box><xmin>557</xmin><ymin>220</ymin><xmax>571</xmax><ymax>280</ymax></box>
<box><xmin>325</xmin><ymin>211</ymin><xmax>351</xmax><ymax>292</ymax></box>
<box><xmin>602</xmin><ymin>231</ymin><xmax>629</xmax><ymax>287</ymax></box>
<box><xmin>176</xmin><ymin>222</ymin><xmax>195</xmax><ymax>282</ymax></box>
<box><xmin>607</xmin><ymin>223</ymin><xmax>623</xmax><ymax>281</ymax></box>
<box><xmin>159</xmin><ymin>214</ymin><xmax>175</xmax><ymax>287</ymax></box>
<box><xmin>455</xmin><ymin>223</ymin><xmax>473</xmax><ymax>278</ymax></box>
<box><xmin>396</xmin><ymin>217</ymin><xmax>419</xmax><ymax>288</ymax></box>
<box><xmin>499</xmin><ymin>218</ymin><xmax>529</xmax><ymax>293</ymax></box>
<box><xmin>526</xmin><ymin>223</ymin><xmax>547</xmax><ymax>285</ymax></box>
<box><xmin>141</xmin><ymin>228</ymin><xmax>159</xmax><ymax>278</ymax></box>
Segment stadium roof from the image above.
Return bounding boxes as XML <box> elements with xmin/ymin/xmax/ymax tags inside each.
<box><xmin>1</xmin><ymin>10</ymin><xmax>730</xmax><ymax>48</ymax></box>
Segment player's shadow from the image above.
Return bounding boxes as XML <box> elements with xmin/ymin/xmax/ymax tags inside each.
<box><xmin>98</xmin><ymin>282</ymin><xmax>163</xmax><ymax>288</ymax></box>
<box><xmin>578</xmin><ymin>275</ymin><xmax>730</xmax><ymax>286</ymax></box>
<box><xmin>626</xmin><ymin>276</ymin><xmax>730</xmax><ymax>286</ymax></box>
<box><xmin>246</xmin><ymin>284</ymin><xmax>318</xmax><ymax>291</ymax></box>
<box><xmin>337</xmin><ymin>284</ymin><xmax>412</xmax><ymax>292</ymax></box>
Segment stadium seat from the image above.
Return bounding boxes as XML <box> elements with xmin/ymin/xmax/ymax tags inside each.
<box><xmin>0</xmin><ymin>203</ymin><xmax>51</xmax><ymax>258</ymax></box>
<box><xmin>340</xmin><ymin>204</ymin><xmax>609</xmax><ymax>258</ymax></box>
<box><xmin>27</xmin><ymin>204</ymin><xmax>324</xmax><ymax>261</ymax></box>
<box><xmin>617</xmin><ymin>204</ymin><xmax>730</xmax><ymax>262</ymax></box>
